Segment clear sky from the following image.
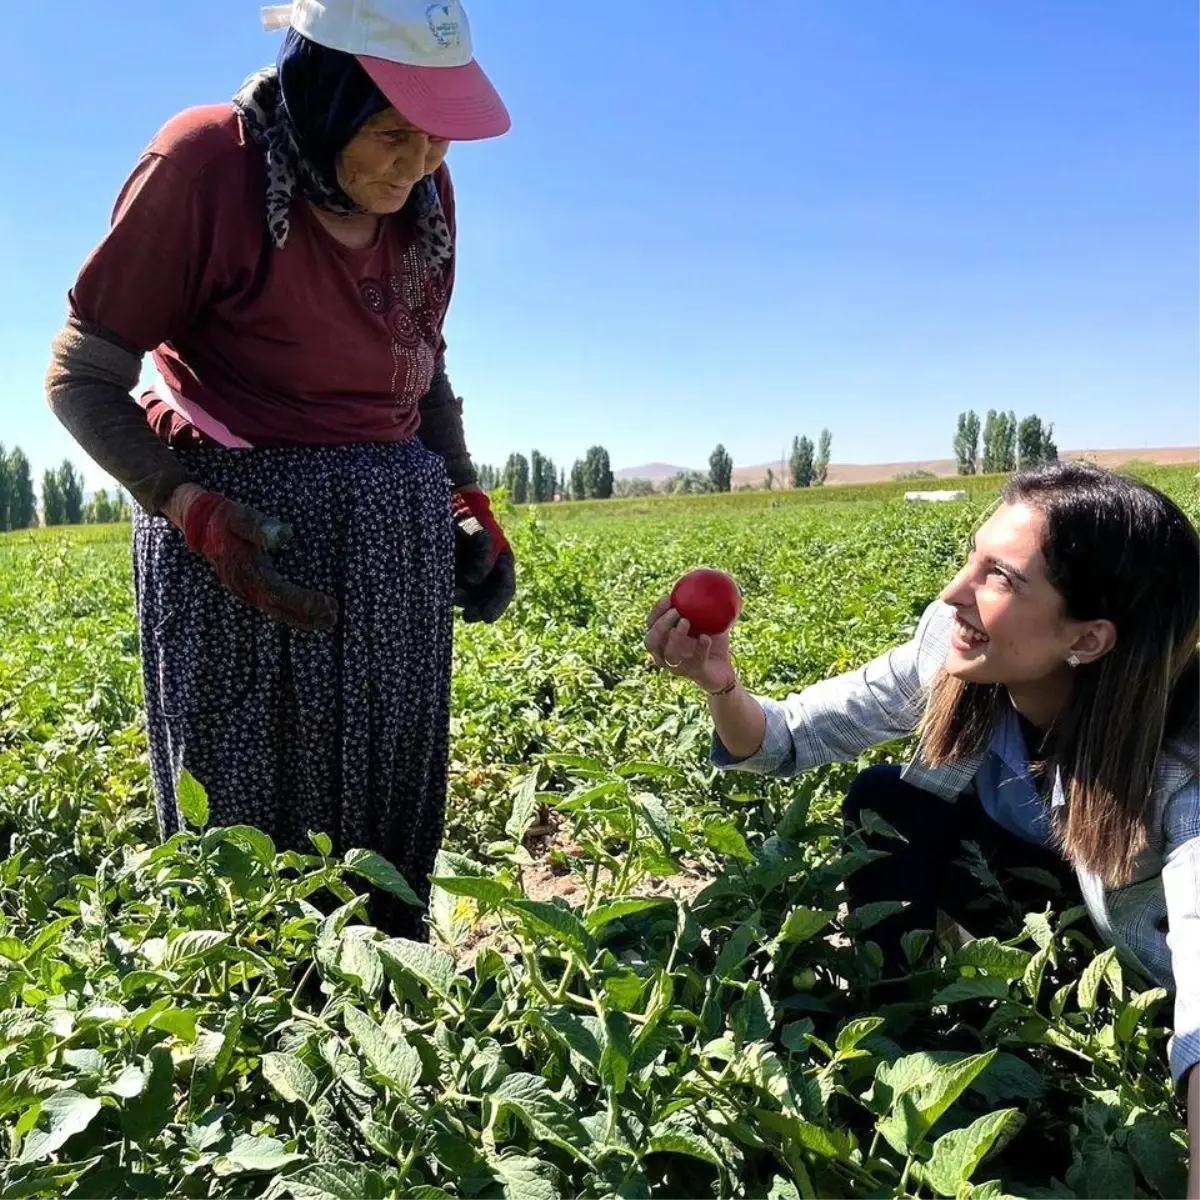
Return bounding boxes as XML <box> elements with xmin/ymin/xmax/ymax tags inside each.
<box><xmin>1</xmin><ymin>1</ymin><xmax>1196</xmax><ymax>491</ymax></box>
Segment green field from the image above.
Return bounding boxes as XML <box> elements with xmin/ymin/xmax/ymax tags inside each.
<box><xmin>0</xmin><ymin>464</ymin><xmax>1195</xmax><ymax>1198</ymax></box>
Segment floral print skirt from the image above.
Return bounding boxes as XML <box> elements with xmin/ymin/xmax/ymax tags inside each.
<box><xmin>132</xmin><ymin>440</ymin><xmax>454</xmax><ymax>939</ymax></box>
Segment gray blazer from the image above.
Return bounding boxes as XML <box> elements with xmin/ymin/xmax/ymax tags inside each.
<box><xmin>716</xmin><ymin>600</ymin><xmax>1199</xmax><ymax>1083</ymax></box>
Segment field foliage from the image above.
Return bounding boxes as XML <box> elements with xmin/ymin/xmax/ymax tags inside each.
<box><xmin>0</xmin><ymin>465</ymin><xmax>1195</xmax><ymax>1198</ymax></box>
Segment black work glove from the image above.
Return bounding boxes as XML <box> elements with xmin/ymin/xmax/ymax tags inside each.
<box><xmin>452</xmin><ymin>488</ymin><xmax>516</xmax><ymax>623</ymax></box>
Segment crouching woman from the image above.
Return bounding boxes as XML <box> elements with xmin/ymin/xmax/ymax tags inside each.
<box><xmin>644</xmin><ymin>463</ymin><xmax>1198</xmax><ymax>1194</ymax></box>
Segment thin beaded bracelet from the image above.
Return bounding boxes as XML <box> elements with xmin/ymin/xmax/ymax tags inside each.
<box><xmin>705</xmin><ymin>677</ymin><xmax>738</xmax><ymax>698</ymax></box>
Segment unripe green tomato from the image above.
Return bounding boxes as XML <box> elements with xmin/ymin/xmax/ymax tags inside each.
<box><xmin>791</xmin><ymin>967</ymin><xmax>817</xmax><ymax>992</ymax></box>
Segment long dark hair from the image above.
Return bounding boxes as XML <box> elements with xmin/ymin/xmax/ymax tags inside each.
<box><xmin>922</xmin><ymin>463</ymin><xmax>1198</xmax><ymax>885</ymax></box>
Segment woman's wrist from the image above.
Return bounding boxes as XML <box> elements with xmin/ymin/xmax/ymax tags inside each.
<box><xmin>162</xmin><ymin>482</ymin><xmax>205</xmax><ymax>529</ymax></box>
<box><xmin>704</xmin><ymin>675</ymin><xmax>739</xmax><ymax>698</ymax></box>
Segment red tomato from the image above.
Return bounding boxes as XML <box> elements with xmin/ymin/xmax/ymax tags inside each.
<box><xmin>670</xmin><ymin>568</ymin><xmax>741</xmax><ymax>637</ymax></box>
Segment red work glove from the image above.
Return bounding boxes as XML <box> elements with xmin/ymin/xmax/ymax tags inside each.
<box><xmin>179</xmin><ymin>489</ymin><xmax>338</xmax><ymax>632</ymax></box>
<box><xmin>451</xmin><ymin>487</ymin><xmax>515</xmax><ymax>623</ymax></box>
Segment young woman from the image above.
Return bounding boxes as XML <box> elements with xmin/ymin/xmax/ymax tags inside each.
<box><xmin>645</xmin><ymin>463</ymin><xmax>1198</xmax><ymax>1192</ymax></box>
<box><xmin>45</xmin><ymin>0</ymin><xmax>513</xmax><ymax>939</ymax></box>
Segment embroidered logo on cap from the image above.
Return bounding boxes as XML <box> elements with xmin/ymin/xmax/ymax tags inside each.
<box><xmin>425</xmin><ymin>3</ymin><xmax>462</xmax><ymax>48</ymax></box>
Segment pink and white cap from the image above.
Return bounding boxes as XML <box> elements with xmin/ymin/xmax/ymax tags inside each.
<box><xmin>261</xmin><ymin>0</ymin><xmax>511</xmax><ymax>141</ymax></box>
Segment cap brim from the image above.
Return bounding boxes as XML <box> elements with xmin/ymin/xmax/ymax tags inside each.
<box><xmin>356</xmin><ymin>55</ymin><xmax>511</xmax><ymax>141</ymax></box>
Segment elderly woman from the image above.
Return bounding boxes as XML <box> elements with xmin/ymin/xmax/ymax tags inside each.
<box><xmin>44</xmin><ymin>0</ymin><xmax>513</xmax><ymax>939</ymax></box>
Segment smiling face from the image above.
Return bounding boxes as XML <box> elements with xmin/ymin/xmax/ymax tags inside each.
<box><xmin>939</xmin><ymin>501</ymin><xmax>1115</xmax><ymax>689</ymax></box>
<box><xmin>335</xmin><ymin>108</ymin><xmax>450</xmax><ymax>214</ymax></box>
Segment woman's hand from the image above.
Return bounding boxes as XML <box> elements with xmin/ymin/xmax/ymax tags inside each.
<box><xmin>644</xmin><ymin>596</ymin><xmax>736</xmax><ymax>694</ymax></box>
<box><xmin>452</xmin><ymin>487</ymin><xmax>515</xmax><ymax>623</ymax></box>
<box><xmin>166</xmin><ymin>485</ymin><xmax>338</xmax><ymax>632</ymax></box>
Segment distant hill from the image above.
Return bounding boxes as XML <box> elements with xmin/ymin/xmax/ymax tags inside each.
<box><xmin>727</xmin><ymin>445</ymin><xmax>1199</xmax><ymax>489</ymax></box>
<box><xmin>614</xmin><ymin>446</ymin><xmax>1199</xmax><ymax>490</ymax></box>
<box><xmin>614</xmin><ymin>462</ymin><xmax>690</xmax><ymax>482</ymax></box>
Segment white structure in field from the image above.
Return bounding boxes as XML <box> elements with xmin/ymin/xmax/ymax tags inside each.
<box><xmin>904</xmin><ymin>490</ymin><xmax>967</xmax><ymax>503</ymax></box>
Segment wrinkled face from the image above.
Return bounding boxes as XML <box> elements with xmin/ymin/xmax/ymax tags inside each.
<box><xmin>939</xmin><ymin>501</ymin><xmax>1112</xmax><ymax>685</ymax></box>
<box><xmin>336</xmin><ymin>108</ymin><xmax>450</xmax><ymax>214</ymax></box>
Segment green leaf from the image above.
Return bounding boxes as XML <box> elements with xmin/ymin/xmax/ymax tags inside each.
<box><xmin>1083</xmin><ymin>1146</ymin><xmax>1135</xmax><ymax>1200</ymax></box>
<box><xmin>120</xmin><ymin>1046</ymin><xmax>175</xmax><ymax>1143</ymax></box>
<box><xmin>952</xmin><ymin>937</ymin><xmax>1030</xmax><ymax>980</ymax></box>
<box><xmin>486</xmin><ymin>1152</ymin><xmax>558</xmax><ymax>1200</ymax></box>
<box><xmin>505</xmin><ymin>770</ymin><xmax>541</xmax><ymax>842</ymax></box>
<box><xmin>343</xmin><ymin>848</ymin><xmax>422</xmax><ymax>907</ymax></box>
<box><xmin>778</xmin><ymin>906</ymin><xmax>835</xmax><ymax>944</ymax></box>
<box><xmin>162</xmin><ymin>929</ymin><xmax>231</xmax><ymax>969</ymax></box>
<box><xmin>491</xmin><ymin>1073</ymin><xmax>593</xmax><ymax>1159</ymax></box>
<box><xmin>428</xmin><ymin>875</ymin><xmax>511</xmax><ymax>906</ymax></box>
<box><xmin>731</xmin><ymin>982</ymin><xmax>775</xmax><ymax>1044</ymax></box>
<box><xmin>599</xmin><ymin>1011</ymin><xmax>634</xmax><ymax>1095</ymax></box>
<box><xmin>334</xmin><ymin>934</ymin><xmax>383</xmax><ymax>996</ymax></box>
<box><xmin>858</xmin><ymin>807</ymin><xmax>908</xmax><ymax>842</ymax></box>
<box><xmin>213</xmin><ymin>1134</ymin><xmax>305</xmax><ymax>1176</ymax></box>
<box><xmin>539</xmin><ymin>1009</ymin><xmax>602</xmax><ymax>1068</ymax></box>
<box><xmin>177</xmin><ymin>769</ymin><xmax>209</xmax><ymax>827</ymax></box>
<box><xmin>262</xmin><ymin>1052</ymin><xmax>319</xmax><ymax>1106</ymax></box>
<box><xmin>309</xmin><ymin>830</ymin><xmax>334</xmax><ymax>857</ymax></box>
<box><xmin>848</xmin><ymin>900</ymin><xmax>907</xmax><ymax>931</ymax></box>
<box><xmin>902</xmin><ymin>929</ymin><xmax>932</xmax><ymax>965</ymax></box>
<box><xmin>586</xmin><ymin>897</ymin><xmax>673</xmax><ymax>932</ymax></box>
<box><xmin>105</xmin><ymin>1064</ymin><xmax>147</xmax><ymax>1099</ymax></box>
<box><xmin>932</xmin><ymin>977</ymin><xmax>1011</xmax><ymax>1005</ymax></box>
<box><xmin>925</xmin><ymin>1108</ymin><xmax>1024</xmax><ymax>1196</ymax></box>
<box><xmin>1128</xmin><ymin>1117</ymin><xmax>1188</xmax><ymax>1198</ymax></box>
<box><xmin>704</xmin><ymin>816</ymin><xmax>754</xmax><ymax>862</ymax></box>
<box><xmin>505</xmin><ymin>899</ymin><xmax>594</xmax><ymax>958</ymax></box>
<box><xmin>27</xmin><ymin>916</ymin><xmax>77</xmax><ymax>960</ymax></box>
<box><xmin>878</xmin><ymin>1051</ymin><xmax>997</xmax><ymax>1155</ymax></box>
<box><xmin>635</xmin><ymin>792</ymin><xmax>673</xmax><ymax>852</ymax></box>
<box><xmin>1077</xmin><ymin>947</ymin><xmax>1117</xmax><ymax>1013</ymax></box>
<box><xmin>1022</xmin><ymin>945</ymin><xmax>1051</xmax><ymax>1002</ymax></box>
<box><xmin>752</xmin><ymin>1108</ymin><xmax>853</xmax><ymax>1160</ymax></box>
<box><xmin>836</xmin><ymin>1016</ymin><xmax>885</xmax><ymax>1055</ymax></box>
<box><xmin>376</xmin><ymin>937</ymin><xmax>456</xmax><ymax>999</ymax></box>
<box><xmin>973</xmin><ymin>1053</ymin><xmax>1045</xmax><ymax>1104</ymax></box>
<box><xmin>1115</xmin><ymin>987</ymin><xmax>1168</xmax><ymax>1043</ymax></box>
<box><xmin>215</xmin><ymin>824</ymin><xmax>277</xmax><ymax>865</ymax></box>
<box><xmin>283</xmin><ymin>1161</ymin><xmax>388</xmax><ymax>1200</ymax></box>
<box><xmin>188</xmin><ymin>1009</ymin><xmax>243</xmax><ymax>1122</ymax></box>
<box><xmin>342</xmin><ymin>1005</ymin><xmax>420</xmax><ymax>1099</ymax></box>
<box><xmin>646</xmin><ymin>1128</ymin><xmax>722</xmax><ymax>1167</ymax></box>
<box><xmin>604</xmin><ymin>970</ymin><xmax>647</xmax><ymax>1013</ymax></box>
<box><xmin>19</xmin><ymin>1091</ymin><xmax>102</xmax><ymax>1163</ymax></box>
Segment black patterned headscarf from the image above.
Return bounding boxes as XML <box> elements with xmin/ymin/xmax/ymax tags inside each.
<box><xmin>232</xmin><ymin>27</ymin><xmax>451</xmax><ymax>265</ymax></box>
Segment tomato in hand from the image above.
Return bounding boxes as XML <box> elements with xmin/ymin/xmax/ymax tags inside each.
<box><xmin>669</xmin><ymin>568</ymin><xmax>741</xmax><ymax>638</ymax></box>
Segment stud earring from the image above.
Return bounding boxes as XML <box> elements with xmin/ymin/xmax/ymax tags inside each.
<box><xmin>1066</xmin><ymin>653</ymin><xmax>1081</xmax><ymax>668</ymax></box>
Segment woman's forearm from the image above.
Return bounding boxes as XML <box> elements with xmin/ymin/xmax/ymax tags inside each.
<box><xmin>708</xmin><ymin>683</ymin><xmax>766</xmax><ymax>760</ymax></box>
<box><xmin>45</xmin><ymin>321</ymin><xmax>192</xmax><ymax>515</ymax></box>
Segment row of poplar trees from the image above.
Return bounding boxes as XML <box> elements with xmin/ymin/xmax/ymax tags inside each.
<box><xmin>476</xmin><ymin>446</ymin><xmax>616</xmax><ymax>504</ymax></box>
<box><xmin>953</xmin><ymin>410</ymin><xmax>1058</xmax><ymax>475</ymax></box>
<box><xmin>0</xmin><ymin>444</ymin><xmax>132</xmax><ymax>529</ymax></box>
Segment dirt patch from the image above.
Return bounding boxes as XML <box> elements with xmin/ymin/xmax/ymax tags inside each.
<box><xmin>438</xmin><ymin>814</ymin><xmax>710</xmax><ymax>971</ymax></box>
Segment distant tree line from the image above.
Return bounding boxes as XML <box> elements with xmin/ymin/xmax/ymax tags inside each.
<box><xmin>476</xmin><ymin>446</ymin><xmax>617</xmax><ymax>504</ymax></box>
<box><xmin>0</xmin><ymin>445</ymin><xmax>131</xmax><ymax>531</ymax></box>
<box><xmin>953</xmin><ymin>410</ymin><xmax>1057</xmax><ymax>475</ymax></box>
<box><xmin>0</xmin><ymin>444</ymin><xmax>38</xmax><ymax>530</ymax></box>
<box><xmin>478</xmin><ymin>433</ymin><xmax>840</xmax><ymax>502</ymax></box>
<box><xmin>788</xmin><ymin>428</ymin><xmax>832</xmax><ymax>488</ymax></box>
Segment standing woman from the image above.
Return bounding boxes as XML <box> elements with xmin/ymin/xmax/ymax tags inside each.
<box><xmin>45</xmin><ymin>0</ymin><xmax>515</xmax><ymax>939</ymax></box>
<box><xmin>645</xmin><ymin>464</ymin><xmax>1199</xmax><ymax>1191</ymax></box>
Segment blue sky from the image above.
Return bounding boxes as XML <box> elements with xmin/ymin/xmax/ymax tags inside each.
<box><xmin>1</xmin><ymin>1</ymin><xmax>1196</xmax><ymax>490</ymax></box>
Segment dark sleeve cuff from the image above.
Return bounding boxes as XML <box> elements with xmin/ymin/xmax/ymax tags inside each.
<box><xmin>417</xmin><ymin>362</ymin><xmax>476</xmax><ymax>488</ymax></box>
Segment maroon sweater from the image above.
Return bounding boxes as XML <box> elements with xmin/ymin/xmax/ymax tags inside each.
<box><xmin>70</xmin><ymin>105</ymin><xmax>456</xmax><ymax>450</ymax></box>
